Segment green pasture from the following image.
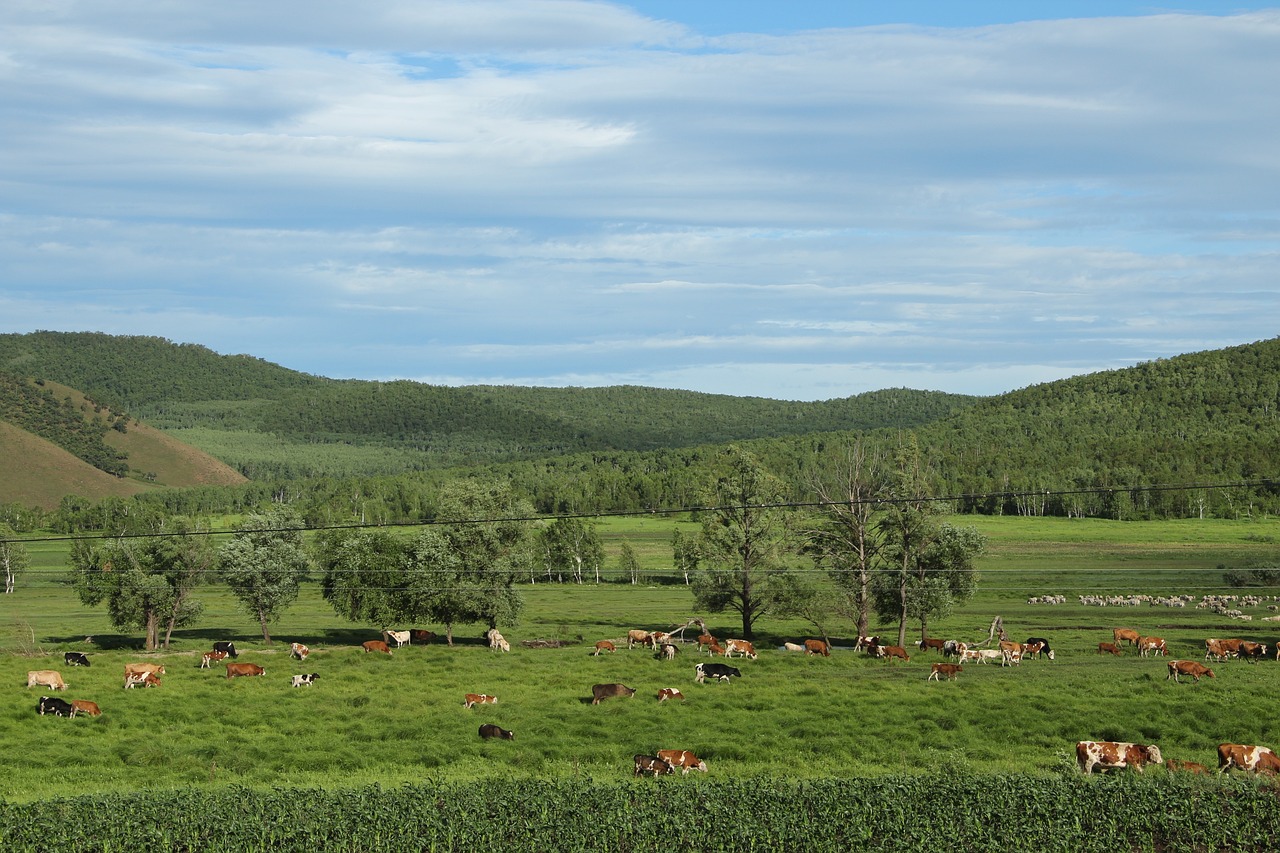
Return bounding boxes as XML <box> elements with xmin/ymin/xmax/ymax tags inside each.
<box><xmin>1</xmin><ymin>515</ymin><xmax>1279</xmax><ymax>803</ymax></box>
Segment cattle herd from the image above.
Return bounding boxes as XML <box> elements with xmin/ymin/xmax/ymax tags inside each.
<box><xmin>21</xmin><ymin>621</ymin><xmax>1280</xmax><ymax>779</ymax></box>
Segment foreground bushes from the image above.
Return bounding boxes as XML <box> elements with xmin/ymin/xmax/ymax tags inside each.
<box><xmin>2</xmin><ymin>773</ymin><xmax>1279</xmax><ymax>852</ymax></box>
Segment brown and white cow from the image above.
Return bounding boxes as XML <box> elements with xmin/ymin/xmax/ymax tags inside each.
<box><xmin>290</xmin><ymin>642</ymin><xmax>310</xmax><ymax>661</ymax></box>
<box><xmin>656</xmin><ymin>687</ymin><xmax>685</xmax><ymax>702</ymax></box>
<box><xmin>1205</xmin><ymin>638</ymin><xmax>1243</xmax><ymax>661</ymax></box>
<box><xmin>26</xmin><ymin>670</ymin><xmax>66</xmax><ymax>691</ymax></box>
<box><xmin>855</xmin><ymin>635</ymin><xmax>882</xmax><ymax>653</ymax></box>
<box><xmin>1097</xmin><ymin>642</ymin><xmax>1123</xmax><ymax>656</ymax></box>
<box><xmin>1137</xmin><ymin>637</ymin><xmax>1167</xmax><ymax>657</ymax></box>
<box><xmin>627</xmin><ymin>630</ymin><xmax>654</xmax><ymax>650</ymax></box>
<box><xmin>463</xmin><ymin>693</ymin><xmax>498</xmax><ymax>709</ymax></box>
<box><xmin>201</xmin><ymin>650</ymin><xmax>228</xmax><ymax>669</ymax></box>
<box><xmin>804</xmin><ymin>639</ymin><xmax>831</xmax><ymax>657</ymax></box>
<box><xmin>928</xmin><ymin>663</ymin><xmax>963</xmax><ymax>681</ymax></box>
<box><xmin>723</xmin><ymin>639</ymin><xmax>757</xmax><ymax>660</ymax></box>
<box><xmin>362</xmin><ymin>640</ymin><xmax>392</xmax><ymax>655</ymax></box>
<box><xmin>1167</xmin><ymin>660</ymin><xmax>1215</xmax><ymax>683</ymax></box>
<box><xmin>1113</xmin><ymin>628</ymin><xmax>1141</xmax><ymax>647</ymax></box>
<box><xmin>593</xmin><ymin>640</ymin><xmax>616</xmax><ymax>656</ymax></box>
<box><xmin>123</xmin><ymin>662</ymin><xmax>165</xmax><ymax>679</ymax></box>
<box><xmin>696</xmin><ymin>634</ymin><xmax>719</xmax><ymax>655</ymax></box>
<box><xmin>999</xmin><ymin>641</ymin><xmax>1024</xmax><ymax>666</ymax></box>
<box><xmin>591</xmin><ymin>683</ymin><xmax>636</xmax><ymax>705</ymax></box>
<box><xmin>71</xmin><ymin>699</ymin><xmax>102</xmax><ymax>717</ymax></box>
<box><xmin>882</xmin><ymin>645</ymin><xmax>910</xmax><ymax>663</ymax></box>
<box><xmin>1076</xmin><ymin>741</ymin><xmax>1163</xmax><ymax>774</ymax></box>
<box><xmin>1218</xmin><ymin>743</ymin><xmax>1280</xmax><ymax>775</ymax></box>
<box><xmin>1239</xmin><ymin>640</ymin><xmax>1268</xmax><ymax>662</ymax></box>
<box><xmin>225</xmin><ymin>662</ymin><xmax>265</xmax><ymax>679</ymax></box>
<box><xmin>124</xmin><ymin>671</ymin><xmax>161</xmax><ymax>688</ymax></box>
<box><xmin>633</xmin><ymin>754</ymin><xmax>672</xmax><ymax>777</ymax></box>
<box><xmin>657</xmin><ymin>749</ymin><xmax>708</xmax><ymax>775</ymax></box>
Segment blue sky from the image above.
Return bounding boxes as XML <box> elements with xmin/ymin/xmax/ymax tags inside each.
<box><xmin>2</xmin><ymin>2</ymin><xmax>1277</xmax><ymax>400</ymax></box>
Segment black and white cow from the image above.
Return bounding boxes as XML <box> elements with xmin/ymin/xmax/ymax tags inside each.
<box><xmin>38</xmin><ymin>696</ymin><xmax>75</xmax><ymax>717</ymax></box>
<box><xmin>695</xmin><ymin>662</ymin><xmax>741</xmax><ymax>684</ymax></box>
<box><xmin>291</xmin><ymin>673</ymin><xmax>320</xmax><ymax>688</ymax></box>
<box><xmin>1024</xmin><ymin>637</ymin><xmax>1055</xmax><ymax>660</ymax></box>
<box><xmin>213</xmin><ymin>641</ymin><xmax>238</xmax><ymax>659</ymax></box>
<box><xmin>64</xmin><ymin>652</ymin><xmax>91</xmax><ymax>667</ymax></box>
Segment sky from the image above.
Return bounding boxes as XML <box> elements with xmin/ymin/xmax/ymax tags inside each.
<box><xmin>2</xmin><ymin>2</ymin><xmax>1278</xmax><ymax>401</ymax></box>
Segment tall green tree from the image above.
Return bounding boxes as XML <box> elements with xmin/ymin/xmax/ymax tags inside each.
<box><xmin>70</xmin><ymin>524</ymin><xmax>212</xmax><ymax>649</ymax></box>
<box><xmin>0</xmin><ymin>525</ymin><xmax>29</xmax><ymax>594</ymax></box>
<box><xmin>219</xmin><ymin>507</ymin><xmax>312</xmax><ymax>645</ymax></box>
<box><xmin>691</xmin><ymin>446</ymin><xmax>792</xmax><ymax>639</ymax></box>
<box><xmin>538</xmin><ymin>516</ymin><xmax>604</xmax><ymax>583</ymax></box>
<box><xmin>318</xmin><ymin>528</ymin><xmax>407</xmax><ymax>630</ymax></box>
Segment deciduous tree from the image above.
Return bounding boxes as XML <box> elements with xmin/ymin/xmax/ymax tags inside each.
<box><xmin>219</xmin><ymin>507</ymin><xmax>311</xmax><ymax>645</ymax></box>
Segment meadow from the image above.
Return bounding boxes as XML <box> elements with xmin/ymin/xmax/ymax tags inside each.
<box><xmin>2</xmin><ymin>514</ymin><xmax>1280</xmax><ymax>808</ymax></box>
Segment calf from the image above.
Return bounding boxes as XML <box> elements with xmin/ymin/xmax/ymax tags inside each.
<box><xmin>26</xmin><ymin>670</ymin><xmax>66</xmax><ymax>691</ymax></box>
<box><xmin>882</xmin><ymin>645</ymin><xmax>910</xmax><ymax>663</ymax></box>
<box><xmin>70</xmin><ymin>700</ymin><xmax>102</xmax><ymax>717</ymax></box>
<box><xmin>658</xmin><ymin>643</ymin><xmax>678</xmax><ymax>661</ymax></box>
<box><xmin>696</xmin><ymin>634</ymin><xmax>719</xmax><ymax>655</ymax></box>
<box><xmin>999</xmin><ymin>641</ymin><xmax>1024</xmax><ymax>666</ymax></box>
<box><xmin>64</xmin><ymin>652</ymin><xmax>90</xmax><ymax>668</ymax></box>
<box><xmin>1167</xmin><ymin>660</ymin><xmax>1215</xmax><ymax>683</ymax></box>
<box><xmin>124</xmin><ymin>671</ymin><xmax>161</xmax><ymax>688</ymax></box>
<box><xmin>928</xmin><ymin>663</ymin><xmax>963</xmax><ymax>681</ymax></box>
<box><xmin>855</xmin><ymin>635</ymin><xmax>882</xmax><ymax>653</ymax></box>
<box><xmin>1024</xmin><ymin>637</ymin><xmax>1054</xmax><ymax>661</ymax></box>
<box><xmin>1165</xmin><ymin>758</ymin><xmax>1209</xmax><ymax>775</ymax></box>
<box><xmin>593</xmin><ymin>640</ymin><xmax>616</xmax><ymax>656</ymax></box>
<box><xmin>213</xmin><ymin>641</ymin><xmax>238</xmax><ymax>658</ymax></box>
<box><xmin>1077</xmin><ymin>740</ymin><xmax>1163</xmax><ymax>774</ymax></box>
<box><xmin>634</xmin><ymin>754</ymin><xmax>673</xmax><ymax>777</ymax></box>
<box><xmin>201</xmin><ymin>650</ymin><xmax>228</xmax><ymax>669</ymax></box>
<box><xmin>124</xmin><ymin>662</ymin><xmax>165</xmax><ymax>678</ymax></box>
<box><xmin>591</xmin><ymin>683</ymin><xmax>636</xmax><ymax>705</ymax></box>
<box><xmin>362</xmin><ymin>640</ymin><xmax>392</xmax><ymax>655</ymax></box>
<box><xmin>479</xmin><ymin>724</ymin><xmax>514</xmax><ymax>740</ymax></box>
<box><xmin>290</xmin><ymin>642</ymin><xmax>310</xmax><ymax>661</ymax></box>
<box><xmin>1218</xmin><ymin>743</ymin><xmax>1280</xmax><ymax>775</ymax></box>
<box><xmin>804</xmin><ymin>639</ymin><xmax>831</xmax><ymax>657</ymax></box>
<box><xmin>463</xmin><ymin>693</ymin><xmax>498</xmax><ymax>709</ymax></box>
<box><xmin>225</xmin><ymin>662</ymin><xmax>265</xmax><ymax>680</ymax></box>
<box><xmin>38</xmin><ymin>696</ymin><xmax>75</xmax><ymax>717</ymax></box>
<box><xmin>1097</xmin><ymin>642</ymin><xmax>1123</xmax><ymax>656</ymax></box>
<box><xmin>695</xmin><ymin>663</ymin><xmax>741</xmax><ymax>684</ymax></box>
<box><xmin>656</xmin><ymin>749</ymin><xmax>708</xmax><ymax>775</ymax></box>
<box><xmin>291</xmin><ymin>673</ymin><xmax>319</xmax><ymax>688</ymax></box>
<box><xmin>656</xmin><ymin>687</ymin><xmax>685</xmax><ymax>702</ymax></box>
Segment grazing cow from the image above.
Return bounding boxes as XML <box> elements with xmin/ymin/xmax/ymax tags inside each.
<box><xmin>1165</xmin><ymin>758</ymin><xmax>1209</xmax><ymax>774</ymax></box>
<box><xmin>882</xmin><ymin>645</ymin><xmax>910</xmax><ymax>663</ymax></box>
<box><xmin>723</xmin><ymin>639</ymin><xmax>757</xmax><ymax>660</ymax></box>
<box><xmin>928</xmin><ymin>663</ymin><xmax>963</xmax><ymax>681</ymax></box>
<box><xmin>708</xmin><ymin>641</ymin><xmax>727</xmax><ymax>657</ymax></box>
<box><xmin>1239</xmin><ymin>640</ymin><xmax>1268</xmax><ymax>662</ymax></box>
<box><xmin>594</xmin><ymin>641</ymin><xmax>616</xmax><ymax>656</ymax></box>
<box><xmin>658</xmin><ymin>643</ymin><xmax>678</xmax><ymax>661</ymax></box>
<box><xmin>656</xmin><ymin>687</ymin><xmax>685</xmax><ymax>702</ymax></box>
<box><xmin>627</xmin><ymin>630</ymin><xmax>653</xmax><ymax>650</ymax></box>
<box><xmin>70</xmin><ymin>700</ymin><xmax>102</xmax><ymax>717</ymax></box>
<box><xmin>362</xmin><ymin>640</ymin><xmax>392</xmax><ymax>655</ymax></box>
<box><xmin>64</xmin><ymin>652</ymin><xmax>90</xmax><ymax>667</ymax></box>
<box><xmin>855</xmin><ymin>636</ymin><xmax>882</xmax><ymax>653</ymax></box>
<box><xmin>1097</xmin><ymin>642</ymin><xmax>1123</xmax><ymax>656</ymax></box>
<box><xmin>1205</xmin><ymin>638</ymin><xmax>1243</xmax><ymax>661</ymax></box>
<box><xmin>1137</xmin><ymin>637</ymin><xmax>1167</xmax><ymax>657</ymax></box>
<box><xmin>479</xmin><ymin>724</ymin><xmax>514</xmax><ymax>740</ymax></box>
<box><xmin>1076</xmin><ymin>741</ymin><xmax>1164</xmax><ymax>774</ymax></box>
<box><xmin>918</xmin><ymin>638</ymin><xmax>946</xmax><ymax>655</ymax></box>
<box><xmin>1218</xmin><ymin>743</ymin><xmax>1280</xmax><ymax>775</ymax></box>
<box><xmin>958</xmin><ymin>649</ymin><xmax>984</xmax><ymax>665</ymax></box>
<box><xmin>290</xmin><ymin>642</ymin><xmax>310</xmax><ymax>661</ymax></box>
<box><xmin>124</xmin><ymin>672</ymin><xmax>161</xmax><ymax>688</ymax></box>
<box><xmin>695</xmin><ymin>663</ymin><xmax>741</xmax><ymax>684</ymax></box>
<box><xmin>1024</xmin><ymin>638</ymin><xmax>1055</xmax><ymax>661</ymax></box>
<box><xmin>382</xmin><ymin>630</ymin><xmax>410</xmax><ymax>648</ymax></box>
<box><xmin>1113</xmin><ymin>629</ymin><xmax>1140</xmax><ymax>648</ymax></box>
<box><xmin>409</xmin><ymin>629</ymin><xmax>436</xmax><ymax>644</ymax></box>
<box><xmin>486</xmin><ymin>629</ymin><xmax>510</xmax><ymax>653</ymax></box>
<box><xmin>226</xmin><ymin>662</ymin><xmax>265</xmax><ymax>680</ymax></box>
<box><xmin>1166</xmin><ymin>660</ymin><xmax>1215</xmax><ymax>683</ymax></box>
<box><xmin>213</xmin><ymin>641</ymin><xmax>238</xmax><ymax>658</ymax></box>
<box><xmin>999</xmin><ymin>641</ymin><xmax>1024</xmax><ymax>666</ymax></box>
<box><xmin>291</xmin><ymin>673</ymin><xmax>319</xmax><ymax>688</ymax></box>
<box><xmin>697</xmin><ymin>634</ymin><xmax>719</xmax><ymax>655</ymax></box>
<box><xmin>650</xmin><ymin>632</ymin><xmax>673</xmax><ymax>648</ymax></box>
<box><xmin>26</xmin><ymin>670</ymin><xmax>66</xmax><ymax>691</ymax></box>
<box><xmin>657</xmin><ymin>749</ymin><xmax>708</xmax><ymax>775</ymax></box>
<box><xmin>782</xmin><ymin>642</ymin><xmax>806</xmax><ymax>652</ymax></box>
<box><xmin>201</xmin><ymin>650</ymin><xmax>228</xmax><ymax>669</ymax></box>
<box><xmin>634</xmin><ymin>754</ymin><xmax>673</xmax><ymax>777</ymax></box>
<box><xmin>804</xmin><ymin>639</ymin><xmax>831</xmax><ymax>657</ymax></box>
<box><xmin>591</xmin><ymin>683</ymin><xmax>637</xmax><ymax>705</ymax></box>
<box><xmin>463</xmin><ymin>693</ymin><xmax>498</xmax><ymax>709</ymax></box>
<box><xmin>38</xmin><ymin>696</ymin><xmax>75</xmax><ymax>717</ymax></box>
<box><xmin>124</xmin><ymin>662</ymin><xmax>165</xmax><ymax>678</ymax></box>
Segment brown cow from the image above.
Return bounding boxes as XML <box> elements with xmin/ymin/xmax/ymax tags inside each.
<box><xmin>1165</xmin><ymin>758</ymin><xmax>1209</xmax><ymax>775</ymax></box>
<box><xmin>463</xmin><ymin>693</ymin><xmax>497</xmax><ymax>709</ymax></box>
<box><xmin>226</xmin><ymin>662</ymin><xmax>265</xmax><ymax>679</ymax></box>
<box><xmin>409</xmin><ymin>629</ymin><xmax>436</xmax><ymax>644</ymax></box>
<box><xmin>1097</xmin><ymin>642</ymin><xmax>1123</xmax><ymax>656</ymax></box>
<box><xmin>1167</xmin><ymin>660</ymin><xmax>1215</xmax><ymax>683</ymax></box>
<box><xmin>928</xmin><ymin>663</ymin><xmax>963</xmax><ymax>681</ymax></box>
<box><xmin>201</xmin><ymin>650</ymin><xmax>228</xmax><ymax>669</ymax></box>
<box><xmin>1239</xmin><ymin>640</ymin><xmax>1268</xmax><ymax>662</ymax></box>
<box><xmin>634</xmin><ymin>754</ymin><xmax>672</xmax><ymax>777</ymax></box>
<box><xmin>723</xmin><ymin>639</ymin><xmax>757</xmax><ymax>660</ymax></box>
<box><xmin>999</xmin><ymin>641</ymin><xmax>1024</xmax><ymax>666</ymax></box>
<box><xmin>1205</xmin><ymin>638</ymin><xmax>1243</xmax><ymax>661</ymax></box>
<box><xmin>479</xmin><ymin>724</ymin><xmax>514</xmax><ymax>740</ymax></box>
<box><xmin>657</xmin><ymin>749</ymin><xmax>708</xmax><ymax>775</ymax></box>
<box><xmin>696</xmin><ymin>634</ymin><xmax>718</xmax><ymax>655</ymax></box>
<box><xmin>1113</xmin><ymin>628</ymin><xmax>1140</xmax><ymax>647</ymax></box>
<box><xmin>1137</xmin><ymin>637</ymin><xmax>1167</xmax><ymax>657</ymax></box>
<box><xmin>917</xmin><ymin>638</ymin><xmax>946</xmax><ymax>655</ymax></box>
<box><xmin>627</xmin><ymin>630</ymin><xmax>653</xmax><ymax>650</ymax></box>
<box><xmin>70</xmin><ymin>700</ymin><xmax>102</xmax><ymax>717</ymax></box>
<box><xmin>593</xmin><ymin>640</ymin><xmax>616</xmax><ymax>656</ymax></box>
<box><xmin>882</xmin><ymin>645</ymin><xmax>910</xmax><ymax>663</ymax></box>
<box><xmin>362</xmin><ymin>640</ymin><xmax>392</xmax><ymax>655</ymax></box>
<box><xmin>1218</xmin><ymin>743</ymin><xmax>1280</xmax><ymax>775</ymax></box>
<box><xmin>804</xmin><ymin>639</ymin><xmax>831</xmax><ymax>657</ymax></box>
<box><xmin>591</xmin><ymin>683</ymin><xmax>636</xmax><ymax>705</ymax></box>
<box><xmin>26</xmin><ymin>671</ymin><xmax>67</xmax><ymax>691</ymax></box>
<box><xmin>656</xmin><ymin>687</ymin><xmax>685</xmax><ymax>702</ymax></box>
<box><xmin>123</xmin><ymin>663</ymin><xmax>165</xmax><ymax>679</ymax></box>
<box><xmin>1076</xmin><ymin>741</ymin><xmax>1163</xmax><ymax>774</ymax></box>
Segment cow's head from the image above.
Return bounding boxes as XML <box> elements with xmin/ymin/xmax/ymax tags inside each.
<box><xmin>1144</xmin><ymin>745</ymin><xmax>1164</xmax><ymax>765</ymax></box>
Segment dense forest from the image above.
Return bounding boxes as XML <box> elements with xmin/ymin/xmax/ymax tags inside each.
<box><xmin>0</xmin><ymin>373</ymin><xmax>129</xmax><ymax>476</ymax></box>
<box><xmin>1</xmin><ymin>331</ymin><xmax>1278</xmax><ymax>532</ymax></box>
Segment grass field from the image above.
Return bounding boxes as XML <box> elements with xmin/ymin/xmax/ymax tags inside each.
<box><xmin>2</xmin><ymin>515</ymin><xmax>1279</xmax><ymax>803</ymax></box>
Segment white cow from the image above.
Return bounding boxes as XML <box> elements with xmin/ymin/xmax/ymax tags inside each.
<box><xmin>382</xmin><ymin>630</ymin><xmax>410</xmax><ymax>648</ymax></box>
